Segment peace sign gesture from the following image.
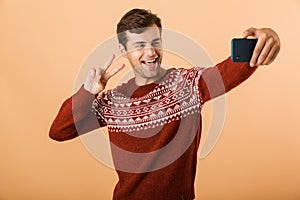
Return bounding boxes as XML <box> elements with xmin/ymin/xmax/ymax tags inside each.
<box><xmin>84</xmin><ymin>54</ymin><xmax>125</xmax><ymax>94</ymax></box>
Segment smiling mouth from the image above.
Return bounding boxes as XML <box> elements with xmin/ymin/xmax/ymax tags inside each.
<box><xmin>141</xmin><ymin>57</ymin><xmax>159</xmax><ymax>65</ymax></box>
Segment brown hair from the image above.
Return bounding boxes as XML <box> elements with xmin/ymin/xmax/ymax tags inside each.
<box><xmin>116</xmin><ymin>8</ymin><xmax>162</xmax><ymax>49</ymax></box>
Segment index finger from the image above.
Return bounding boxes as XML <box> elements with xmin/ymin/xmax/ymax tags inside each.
<box><xmin>103</xmin><ymin>54</ymin><xmax>116</xmax><ymax>72</ymax></box>
<box><xmin>250</xmin><ymin>38</ymin><xmax>265</xmax><ymax>67</ymax></box>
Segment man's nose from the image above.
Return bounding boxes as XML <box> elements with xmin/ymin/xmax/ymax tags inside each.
<box><xmin>144</xmin><ymin>45</ymin><xmax>156</xmax><ymax>56</ymax></box>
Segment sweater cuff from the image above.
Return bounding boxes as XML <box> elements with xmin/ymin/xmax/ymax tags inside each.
<box><xmin>72</xmin><ymin>85</ymin><xmax>97</xmax><ymax>111</ymax></box>
<box><xmin>226</xmin><ymin>56</ymin><xmax>257</xmax><ymax>69</ymax></box>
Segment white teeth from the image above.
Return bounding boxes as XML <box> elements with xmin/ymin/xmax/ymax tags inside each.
<box><xmin>143</xmin><ymin>58</ymin><xmax>157</xmax><ymax>63</ymax></box>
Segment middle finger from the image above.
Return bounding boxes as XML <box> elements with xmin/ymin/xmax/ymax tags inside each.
<box><xmin>103</xmin><ymin>54</ymin><xmax>116</xmax><ymax>72</ymax></box>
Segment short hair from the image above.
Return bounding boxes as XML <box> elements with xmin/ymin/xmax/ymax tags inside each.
<box><xmin>117</xmin><ymin>8</ymin><xmax>162</xmax><ymax>49</ymax></box>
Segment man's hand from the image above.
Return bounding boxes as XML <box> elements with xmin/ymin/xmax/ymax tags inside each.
<box><xmin>243</xmin><ymin>27</ymin><xmax>281</xmax><ymax>67</ymax></box>
<box><xmin>84</xmin><ymin>54</ymin><xmax>125</xmax><ymax>94</ymax></box>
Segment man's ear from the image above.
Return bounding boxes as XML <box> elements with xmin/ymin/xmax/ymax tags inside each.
<box><xmin>119</xmin><ymin>44</ymin><xmax>127</xmax><ymax>58</ymax></box>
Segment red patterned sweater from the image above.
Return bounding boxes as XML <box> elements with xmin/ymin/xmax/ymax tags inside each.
<box><xmin>49</xmin><ymin>57</ymin><xmax>257</xmax><ymax>200</ymax></box>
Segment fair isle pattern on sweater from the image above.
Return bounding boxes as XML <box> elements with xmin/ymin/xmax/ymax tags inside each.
<box><xmin>92</xmin><ymin>67</ymin><xmax>205</xmax><ymax>133</ymax></box>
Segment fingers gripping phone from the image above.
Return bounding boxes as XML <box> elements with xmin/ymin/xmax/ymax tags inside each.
<box><xmin>231</xmin><ymin>38</ymin><xmax>258</xmax><ymax>62</ymax></box>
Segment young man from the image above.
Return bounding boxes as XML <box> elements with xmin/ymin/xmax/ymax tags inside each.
<box><xmin>49</xmin><ymin>8</ymin><xmax>280</xmax><ymax>200</ymax></box>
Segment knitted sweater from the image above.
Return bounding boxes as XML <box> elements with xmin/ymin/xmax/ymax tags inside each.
<box><xmin>49</xmin><ymin>57</ymin><xmax>257</xmax><ymax>200</ymax></box>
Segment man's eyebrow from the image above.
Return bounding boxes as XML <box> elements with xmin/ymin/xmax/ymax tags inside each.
<box><xmin>132</xmin><ymin>38</ymin><xmax>161</xmax><ymax>45</ymax></box>
<box><xmin>133</xmin><ymin>41</ymin><xmax>146</xmax><ymax>45</ymax></box>
<box><xmin>152</xmin><ymin>38</ymin><xmax>161</xmax><ymax>42</ymax></box>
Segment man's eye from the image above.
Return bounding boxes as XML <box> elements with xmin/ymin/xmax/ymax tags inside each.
<box><xmin>135</xmin><ymin>44</ymin><xmax>145</xmax><ymax>49</ymax></box>
<box><xmin>152</xmin><ymin>41</ymin><xmax>162</xmax><ymax>47</ymax></box>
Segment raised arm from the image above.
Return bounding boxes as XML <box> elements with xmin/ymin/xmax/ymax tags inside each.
<box><xmin>49</xmin><ymin>54</ymin><xmax>125</xmax><ymax>141</ymax></box>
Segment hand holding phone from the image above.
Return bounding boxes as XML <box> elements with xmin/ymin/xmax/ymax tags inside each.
<box><xmin>231</xmin><ymin>38</ymin><xmax>258</xmax><ymax>62</ymax></box>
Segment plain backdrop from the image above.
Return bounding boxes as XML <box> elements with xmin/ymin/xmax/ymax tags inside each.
<box><xmin>1</xmin><ymin>0</ymin><xmax>300</xmax><ymax>199</ymax></box>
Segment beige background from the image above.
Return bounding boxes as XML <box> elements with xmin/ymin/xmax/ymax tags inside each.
<box><xmin>1</xmin><ymin>0</ymin><xmax>300</xmax><ymax>199</ymax></box>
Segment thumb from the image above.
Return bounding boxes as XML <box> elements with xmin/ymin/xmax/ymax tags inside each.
<box><xmin>242</xmin><ymin>27</ymin><xmax>257</xmax><ymax>38</ymax></box>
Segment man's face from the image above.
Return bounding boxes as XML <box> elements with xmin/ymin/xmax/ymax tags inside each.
<box><xmin>121</xmin><ymin>25</ymin><xmax>163</xmax><ymax>84</ymax></box>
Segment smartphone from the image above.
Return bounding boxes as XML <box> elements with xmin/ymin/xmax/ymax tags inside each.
<box><xmin>231</xmin><ymin>38</ymin><xmax>258</xmax><ymax>62</ymax></box>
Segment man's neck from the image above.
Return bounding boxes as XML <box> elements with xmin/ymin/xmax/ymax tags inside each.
<box><xmin>134</xmin><ymin>68</ymin><xmax>167</xmax><ymax>86</ymax></box>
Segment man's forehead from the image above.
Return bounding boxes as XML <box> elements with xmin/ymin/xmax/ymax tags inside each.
<box><xmin>126</xmin><ymin>27</ymin><xmax>161</xmax><ymax>43</ymax></box>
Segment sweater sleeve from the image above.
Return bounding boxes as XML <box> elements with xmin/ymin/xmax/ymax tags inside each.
<box><xmin>199</xmin><ymin>56</ymin><xmax>258</xmax><ymax>103</ymax></box>
<box><xmin>49</xmin><ymin>86</ymin><xmax>106</xmax><ymax>142</ymax></box>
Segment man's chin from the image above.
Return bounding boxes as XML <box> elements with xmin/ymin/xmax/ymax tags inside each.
<box><xmin>133</xmin><ymin>61</ymin><xmax>164</xmax><ymax>79</ymax></box>
<box><xmin>141</xmin><ymin>61</ymin><xmax>159</xmax><ymax>72</ymax></box>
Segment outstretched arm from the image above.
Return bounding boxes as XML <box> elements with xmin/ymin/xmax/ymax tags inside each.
<box><xmin>199</xmin><ymin>27</ymin><xmax>280</xmax><ymax>103</ymax></box>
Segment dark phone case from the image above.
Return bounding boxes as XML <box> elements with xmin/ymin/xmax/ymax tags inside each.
<box><xmin>231</xmin><ymin>38</ymin><xmax>258</xmax><ymax>62</ymax></box>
